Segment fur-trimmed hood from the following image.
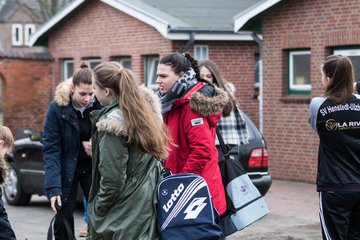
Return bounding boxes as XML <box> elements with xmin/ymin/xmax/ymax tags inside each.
<box><xmin>189</xmin><ymin>86</ymin><xmax>229</xmax><ymax>116</ymax></box>
<box><xmin>95</xmin><ymin>85</ymin><xmax>162</xmax><ymax>136</ymax></box>
<box><xmin>54</xmin><ymin>78</ymin><xmax>72</xmax><ymax>107</ymax></box>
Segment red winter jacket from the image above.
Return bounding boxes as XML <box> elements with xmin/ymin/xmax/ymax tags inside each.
<box><xmin>163</xmin><ymin>82</ymin><xmax>229</xmax><ymax>215</ymax></box>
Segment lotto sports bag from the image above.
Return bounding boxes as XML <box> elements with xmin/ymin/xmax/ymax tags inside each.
<box><xmin>156</xmin><ymin>173</ymin><xmax>223</xmax><ymax>240</ymax></box>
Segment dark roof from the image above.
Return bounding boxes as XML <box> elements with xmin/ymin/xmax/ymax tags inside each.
<box><xmin>0</xmin><ymin>0</ymin><xmax>44</xmax><ymax>22</ymax></box>
<box><xmin>0</xmin><ymin>0</ymin><xmax>18</xmax><ymax>22</ymax></box>
<box><xmin>31</xmin><ymin>0</ymin><xmax>263</xmax><ymax>46</ymax></box>
<box><xmin>143</xmin><ymin>0</ymin><xmax>261</xmax><ymax>32</ymax></box>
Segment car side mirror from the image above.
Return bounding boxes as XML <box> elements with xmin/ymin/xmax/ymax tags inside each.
<box><xmin>30</xmin><ymin>131</ymin><xmax>42</xmax><ymax>141</ymax></box>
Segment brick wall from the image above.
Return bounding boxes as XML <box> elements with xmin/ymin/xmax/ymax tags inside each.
<box><xmin>0</xmin><ymin>58</ymin><xmax>52</xmax><ymax>137</ymax></box>
<box><xmin>261</xmin><ymin>0</ymin><xmax>360</xmax><ymax>182</ymax></box>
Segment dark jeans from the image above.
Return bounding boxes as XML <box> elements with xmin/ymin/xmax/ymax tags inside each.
<box><xmin>54</xmin><ymin>166</ymin><xmax>91</xmax><ymax>240</ymax></box>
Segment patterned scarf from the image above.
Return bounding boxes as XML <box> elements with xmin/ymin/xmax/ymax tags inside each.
<box><xmin>158</xmin><ymin>68</ymin><xmax>198</xmax><ymax>114</ymax></box>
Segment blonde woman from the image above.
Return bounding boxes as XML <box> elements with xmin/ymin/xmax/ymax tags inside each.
<box><xmin>0</xmin><ymin>126</ymin><xmax>16</xmax><ymax>240</ymax></box>
<box><xmin>88</xmin><ymin>62</ymin><xmax>168</xmax><ymax>239</ymax></box>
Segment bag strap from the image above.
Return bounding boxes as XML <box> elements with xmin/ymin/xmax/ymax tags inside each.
<box><xmin>47</xmin><ymin>214</ymin><xmax>75</xmax><ymax>240</ymax></box>
<box><xmin>216</xmin><ymin>128</ymin><xmax>230</xmax><ymax>160</ymax></box>
<box><xmin>182</xmin><ymin>82</ymin><xmax>206</xmax><ymax>99</ymax></box>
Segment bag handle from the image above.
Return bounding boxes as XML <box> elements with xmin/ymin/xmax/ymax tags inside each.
<box><xmin>47</xmin><ymin>214</ymin><xmax>75</xmax><ymax>240</ymax></box>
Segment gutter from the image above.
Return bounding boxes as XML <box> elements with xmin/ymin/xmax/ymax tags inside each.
<box><xmin>182</xmin><ymin>31</ymin><xmax>195</xmax><ymax>53</ymax></box>
<box><xmin>251</xmin><ymin>33</ymin><xmax>263</xmax><ymax>133</ymax></box>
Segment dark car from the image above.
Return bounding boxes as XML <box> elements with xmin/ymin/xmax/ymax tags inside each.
<box><xmin>235</xmin><ymin>110</ymin><xmax>272</xmax><ymax>196</ymax></box>
<box><xmin>3</xmin><ymin>111</ymin><xmax>271</xmax><ymax>206</ymax></box>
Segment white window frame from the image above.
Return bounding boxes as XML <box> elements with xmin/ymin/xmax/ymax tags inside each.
<box><xmin>12</xmin><ymin>24</ymin><xmax>23</xmax><ymax>46</ymax></box>
<box><xmin>24</xmin><ymin>24</ymin><xmax>36</xmax><ymax>46</ymax></box>
<box><xmin>289</xmin><ymin>51</ymin><xmax>311</xmax><ymax>92</ymax></box>
<box><xmin>144</xmin><ymin>55</ymin><xmax>159</xmax><ymax>89</ymax></box>
<box><xmin>334</xmin><ymin>49</ymin><xmax>360</xmax><ymax>56</ymax></box>
<box><xmin>194</xmin><ymin>45</ymin><xmax>209</xmax><ymax>60</ymax></box>
<box><xmin>62</xmin><ymin>59</ymin><xmax>74</xmax><ymax>81</ymax></box>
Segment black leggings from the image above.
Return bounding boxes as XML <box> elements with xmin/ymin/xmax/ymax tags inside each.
<box><xmin>54</xmin><ymin>167</ymin><xmax>92</xmax><ymax>240</ymax></box>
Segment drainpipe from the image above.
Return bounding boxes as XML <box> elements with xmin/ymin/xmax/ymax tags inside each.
<box><xmin>251</xmin><ymin>33</ymin><xmax>263</xmax><ymax>133</ymax></box>
<box><xmin>182</xmin><ymin>31</ymin><xmax>195</xmax><ymax>53</ymax></box>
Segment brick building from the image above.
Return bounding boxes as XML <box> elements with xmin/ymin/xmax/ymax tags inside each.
<box><xmin>0</xmin><ymin>0</ymin><xmax>264</xmax><ymax>140</ymax></box>
<box><xmin>0</xmin><ymin>0</ymin><xmax>52</xmax><ymax>136</ymax></box>
<box><xmin>235</xmin><ymin>0</ymin><xmax>360</xmax><ymax>182</ymax></box>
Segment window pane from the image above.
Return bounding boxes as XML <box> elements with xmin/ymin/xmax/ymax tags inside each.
<box><xmin>333</xmin><ymin>49</ymin><xmax>360</xmax><ymax>82</ymax></box>
<box><xmin>293</xmin><ymin>54</ymin><xmax>310</xmax><ymax>85</ymax></box>
<box><xmin>24</xmin><ymin>24</ymin><xmax>36</xmax><ymax>46</ymax></box>
<box><xmin>289</xmin><ymin>51</ymin><xmax>311</xmax><ymax>92</ymax></box>
<box><xmin>194</xmin><ymin>45</ymin><xmax>208</xmax><ymax>60</ymax></box>
<box><xmin>144</xmin><ymin>55</ymin><xmax>159</xmax><ymax>89</ymax></box>
<box><xmin>254</xmin><ymin>54</ymin><xmax>260</xmax><ymax>90</ymax></box>
<box><xmin>347</xmin><ymin>56</ymin><xmax>360</xmax><ymax>82</ymax></box>
<box><xmin>87</xmin><ymin>59</ymin><xmax>101</xmax><ymax>69</ymax></box>
<box><xmin>112</xmin><ymin>57</ymin><xmax>132</xmax><ymax>70</ymax></box>
<box><xmin>12</xmin><ymin>24</ymin><xmax>23</xmax><ymax>46</ymax></box>
<box><xmin>62</xmin><ymin>60</ymin><xmax>74</xmax><ymax>81</ymax></box>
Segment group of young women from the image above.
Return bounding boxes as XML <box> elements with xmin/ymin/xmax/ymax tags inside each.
<box><xmin>1</xmin><ymin>52</ymin><xmax>358</xmax><ymax>240</ymax></box>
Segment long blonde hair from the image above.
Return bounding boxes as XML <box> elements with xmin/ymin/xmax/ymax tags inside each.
<box><xmin>93</xmin><ymin>62</ymin><xmax>168</xmax><ymax>159</ymax></box>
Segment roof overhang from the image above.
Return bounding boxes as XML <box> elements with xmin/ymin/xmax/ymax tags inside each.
<box><xmin>30</xmin><ymin>0</ymin><xmax>256</xmax><ymax>46</ymax></box>
<box><xmin>234</xmin><ymin>0</ymin><xmax>282</xmax><ymax>32</ymax></box>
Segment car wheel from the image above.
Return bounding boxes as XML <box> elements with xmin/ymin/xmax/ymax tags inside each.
<box><xmin>3</xmin><ymin>164</ymin><xmax>31</xmax><ymax>206</ymax></box>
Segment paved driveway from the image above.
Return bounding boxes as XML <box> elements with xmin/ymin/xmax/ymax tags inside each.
<box><xmin>4</xmin><ymin>179</ymin><xmax>322</xmax><ymax>240</ymax></box>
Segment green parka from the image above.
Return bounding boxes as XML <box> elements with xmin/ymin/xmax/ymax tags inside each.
<box><xmin>87</xmin><ymin>98</ymin><xmax>162</xmax><ymax>240</ymax></box>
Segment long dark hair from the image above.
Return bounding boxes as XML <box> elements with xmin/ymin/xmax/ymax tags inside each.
<box><xmin>199</xmin><ymin>60</ymin><xmax>236</xmax><ymax>116</ymax></box>
<box><xmin>322</xmin><ymin>55</ymin><xmax>355</xmax><ymax>104</ymax></box>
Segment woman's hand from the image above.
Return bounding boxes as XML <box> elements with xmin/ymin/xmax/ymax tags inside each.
<box><xmin>50</xmin><ymin>195</ymin><xmax>62</xmax><ymax>213</ymax></box>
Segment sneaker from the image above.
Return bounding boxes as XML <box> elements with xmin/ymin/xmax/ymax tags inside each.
<box><xmin>79</xmin><ymin>227</ymin><xmax>89</xmax><ymax>238</ymax></box>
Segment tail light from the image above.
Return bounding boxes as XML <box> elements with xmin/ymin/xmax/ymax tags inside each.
<box><xmin>248</xmin><ymin>148</ymin><xmax>268</xmax><ymax>167</ymax></box>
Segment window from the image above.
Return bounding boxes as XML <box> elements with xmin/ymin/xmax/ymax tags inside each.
<box><xmin>194</xmin><ymin>45</ymin><xmax>209</xmax><ymax>60</ymax></box>
<box><xmin>112</xmin><ymin>56</ymin><xmax>132</xmax><ymax>70</ymax></box>
<box><xmin>24</xmin><ymin>24</ymin><xmax>36</xmax><ymax>46</ymax></box>
<box><xmin>85</xmin><ymin>58</ymin><xmax>101</xmax><ymax>69</ymax></box>
<box><xmin>254</xmin><ymin>54</ymin><xmax>260</xmax><ymax>91</ymax></box>
<box><xmin>144</xmin><ymin>55</ymin><xmax>159</xmax><ymax>89</ymax></box>
<box><xmin>11</xmin><ymin>24</ymin><xmax>23</xmax><ymax>46</ymax></box>
<box><xmin>289</xmin><ymin>51</ymin><xmax>311</xmax><ymax>93</ymax></box>
<box><xmin>334</xmin><ymin>49</ymin><xmax>360</xmax><ymax>82</ymax></box>
<box><xmin>62</xmin><ymin>60</ymin><xmax>74</xmax><ymax>81</ymax></box>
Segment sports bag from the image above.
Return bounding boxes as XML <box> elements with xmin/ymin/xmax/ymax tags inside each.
<box><xmin>216</xmin><ymin>129</ymin><xmax>269</xmax><ymax>236</ymax></box>
<box><xmin>156</xmin><ymin>172</ymin><xmax>223</xmax><ymax>240</ymax></box>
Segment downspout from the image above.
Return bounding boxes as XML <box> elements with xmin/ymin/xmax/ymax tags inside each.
<box><xmin>251</xmin><ymin>33</ymin><xmax>263</xmax><ymax>133</ymax></box>
<box><xmin>182</xmin><ymin>31</ymin><xmax>195</xmax><ymax>53</ymax></box>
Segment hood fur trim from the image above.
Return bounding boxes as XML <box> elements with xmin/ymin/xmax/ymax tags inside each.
<box><xmin>96</xmin><ymin>86</ymin><xmax>162</xmax><ymax>136</ymax></box>
<box><xmin>96</xmin><ymin>109</ymin><xmax>127</xmax><ymax>137</ymax></box>
<box><xmin>0</xmin><ymin>156</ymin><xmax>8</xmax><ymax>185</ymax></box>
<box><xmin>190</xmin><ymin>87</ymin><xmax>229</xmax><ymax>116</ymax></box>
<box><xmin>54</xmin><ymin>78</ymin><xmax>72</xmax><ymax>107</ymax></box>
